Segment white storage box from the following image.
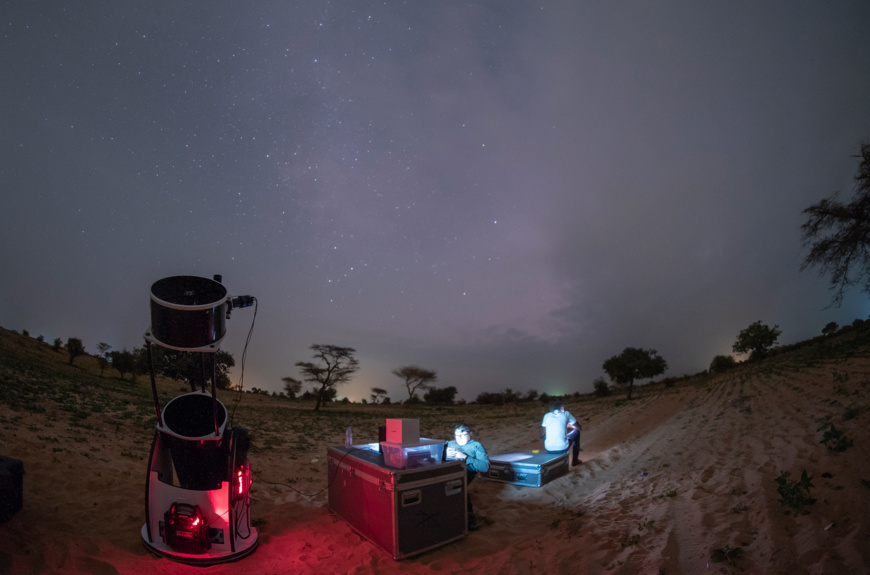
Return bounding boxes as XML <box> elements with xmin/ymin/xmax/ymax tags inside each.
<box><xmin>386</xmin><ymin>419</ymin><xmax>420</xmax><ymax>444</ymax></box>
<box><xmin>380</xmin><ymin>439</ymin><xmax>444</xmax><ymax>469</ymax></box>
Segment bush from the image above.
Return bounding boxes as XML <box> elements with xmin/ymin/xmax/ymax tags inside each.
<box><xmin>593</xmin><ymin>377</ymin><xmax>612</xmax><ymax>397</ymax></box>
<box><xmin>475</xmin><ymin>392</ymin><xmax>505</xmax><ymax>405</ymax></box>
<box><xmin>424</xmin><ymin>386</ymin><xmax>458</xmax><ymax>405</ymax></box>
<box><xmin>660</xmin><ymin>377</ymin><xmax>678</xmax><ymax>388</ymax></box>
<box><xmin>709</xmin><ymin>354</ymin><xmax>737</xmax><ymax>374</ymax></box>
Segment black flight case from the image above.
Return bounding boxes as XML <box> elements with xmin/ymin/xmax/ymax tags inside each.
<box><xmin>327</xmin><ymin>445</ymin><xmax>467</xmax><ymax>560</ymax></box>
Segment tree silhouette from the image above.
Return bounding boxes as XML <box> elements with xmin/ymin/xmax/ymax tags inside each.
<box><xmin>282</xmin><ymin>377</ymin><xmax>302</xmax><ymax>399</ymax></box>
<box><xmin>801</xmin><ymin>141</ymin><xmax>870</xmax><ymax>306</ymax></box>
<box><xmin>733</xmin><ymin>321</ymin><xmax>781</xmax><ymax>361</ymax></box>
<box><xmin>423</xmin><ymin>386</ymin><xmax>458</xmax><ymax>405</ymax></box>
<box><xmin>295</xmin><ymin>345</ymin><xmax>359</xmax><ymax>411</ymax></box>
<box><xmin>593</xmin><ymin>377</ymin><xmax>612</xmax><ymax>397</ymax></box>
<box><xmin>144</xmin><ymin>346</ymin><xmax>235</xmax><ymax>390</ymax></box>
<box><xmin>821</xmin><ymin>321</ymin><xmax>839</xmax><ymax>336</ymax></box>
<box><xmin>709</xmin><ymin>354</ymin><xmax>737</xmax><ymax>374</ymax></box>
<box><xmin>97</xmin><ymin>342</ymin><xmax>111</xmax><ymax>377</ymax></box>
<box><xmin>66</xmin><ymin>338</ymin><xmax>86</xmax><ymax>366</ymax></box>
<box><xmin>110</xmin><ymin>349</ymin><xmax>136</xmax><ymax>380</ymax></box>
<box><xmin>392</xmin><ymin>365</ymin><xmax>438</xmax><ymax>402</ymax></box>
<box><xmin>370</xmin><ymin>387</ymin><xmax>388</xmax><ymax>404</ymax></box>
<box><xmin>602</xmin><ymin>347</ymin><xmax>667</xmax><ymax>400</ymax></box>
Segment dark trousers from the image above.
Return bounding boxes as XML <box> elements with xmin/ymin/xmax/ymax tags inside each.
<box><xmin>567</xmin><ymin>427</ymin><xmax>580</xmax><ymax>462</ymax></box>
<box><xmin>466</xmin><ymin>470</ymin><xmax>476</xmax><ymax>516</ymax></box>
<box><xmin>548</xmin><ymin>427</ymin><xmax>580</xmax><ymax>463</ymax></box>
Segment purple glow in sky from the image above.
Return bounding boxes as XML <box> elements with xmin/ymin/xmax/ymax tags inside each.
<box><xmin>2</xmin><ymin>2</ymin><xmax>869</xmax><ymax>401</ymax></box>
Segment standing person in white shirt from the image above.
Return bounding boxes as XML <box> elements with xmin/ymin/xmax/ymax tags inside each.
<box><xmin>542</xmin><ymin>401</ymin><xmax>581</xmax><ymax>468</ymax></box>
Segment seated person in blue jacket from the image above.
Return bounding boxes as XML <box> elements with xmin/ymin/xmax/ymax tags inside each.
<box><xmin>542</xmin><ymin>401</ymin><xmax>581</xmax><ymax>468</ymax></box>
<box><xmin>446</xmin><ymin>423</ymin><xmax>489</xmax><ymax>531</ymax></box>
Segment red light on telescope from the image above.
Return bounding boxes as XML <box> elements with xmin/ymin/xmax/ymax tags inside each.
<box><xmin>234</xmin><ymin>464</ymin><xmax>252</xmax><ymax>501</ymax></box>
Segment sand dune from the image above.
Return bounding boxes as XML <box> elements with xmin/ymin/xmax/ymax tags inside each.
<box><xmin>1</xmin><ymin>327</ymin><xmax>869</xmax><ymax>574</ymax></box>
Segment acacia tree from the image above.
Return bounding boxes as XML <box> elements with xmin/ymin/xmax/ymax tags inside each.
<box><xmin>370</xmin><ymin>387</ymin><xmax>388</xmax><ymax>404</ymax></box>
<box><xmin>801</xmin><ymin>141</ymin><xmax>870</xmax><ymax>306</ymax></box>
<box><xmin>392</xmin><ymin>365</ymin><xmax>438</xmax><ymax>402</ymax></box>
<box><xmin>733</xmin><ymin>320</ymin><xmax>781</xmax><ymax>361</ymax></box>
<box><xmin>602</xmin><ymin>347</ymin><xmax>667</xmax><ymax>400</ymax></box>
<box><xmin>295</xmin><ymin>345</ymin><xmax>359</xmax><ymax>411</ymax></box>
<box><xmin>66</xmin><ymin>337</ymin><xmax>86</xmax><ymax>366</ymax></box>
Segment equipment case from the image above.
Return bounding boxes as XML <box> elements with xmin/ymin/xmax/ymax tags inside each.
<box><xmin>327</xmin><ymin>446</ymin><xmax>467</xmax><ymax>560</ymax></box>
<box><xmin>484</xmin><ymin>450</ymin><xmax>569</xmax><ymax>487</ymax></box>
<box><xmin>0</xmin><ymin>456</ymin><xmax>23</xmax><ymax>523</ymax></box>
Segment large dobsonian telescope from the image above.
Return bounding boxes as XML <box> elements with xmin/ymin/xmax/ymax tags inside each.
<box><xmin>140</xmin><ymin>275</ymin><xmax>258</xmax><ymax>565</ymax></box>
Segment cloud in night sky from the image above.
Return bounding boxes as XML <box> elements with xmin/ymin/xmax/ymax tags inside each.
<box><xmin>2</xmin><ymin>2</ymin><xmax>870</xmax><ymax>401</ymax></box>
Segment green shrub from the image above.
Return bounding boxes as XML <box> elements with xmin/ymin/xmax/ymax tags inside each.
<box><xmin>820</xmin><ymin>423</ymin><xmax>853</xmax><ymax>452</ymax></box>
<box><xmin>775</xmin><ymin>470</ymin><xmax>816</xmax><ymax>510</ymax></box>
<box><xmin>711</xmin><ymin>544</ymin><xmax>743</xmax><ymax>564</ymax></box>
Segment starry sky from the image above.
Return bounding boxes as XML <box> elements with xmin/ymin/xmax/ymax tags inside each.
<box><xmin>3</xmin><ymin>2</ymin><xmax>870</xmax><ymax>402</ymax></box>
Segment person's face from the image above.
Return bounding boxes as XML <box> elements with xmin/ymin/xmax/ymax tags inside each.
<box><xmin>454</xmin><ymin>430</ymin><xmax>470</xmax><ymax>446</ymax></box>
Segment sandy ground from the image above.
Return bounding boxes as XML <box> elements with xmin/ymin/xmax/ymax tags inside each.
<box><xmin>1</xmin><ymin>328</ymin><xmax>869</xmax><ymax>574</ymax></box>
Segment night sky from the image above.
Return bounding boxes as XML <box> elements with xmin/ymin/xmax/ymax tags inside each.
<box><xmin>3</xmin><ymin>2</ymin><xmax>869</xmax><ymax>402</ymax></box>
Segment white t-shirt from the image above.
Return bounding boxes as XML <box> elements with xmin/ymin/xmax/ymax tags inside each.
<box><xmin>542</xmin><ymin>410</ymin><xmax>577</xmax><ymax>451</ymax></box>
